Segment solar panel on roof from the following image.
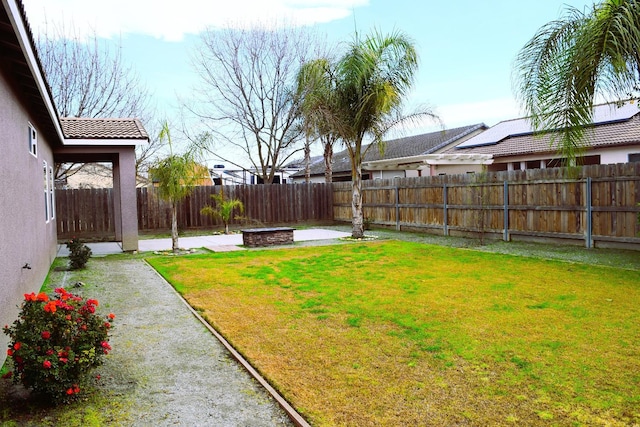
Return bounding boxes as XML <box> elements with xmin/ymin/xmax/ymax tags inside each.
<box><xmin>455</xmin><ymin>101</ymin><xmax>639</xmax><ymax>149</ymax></box>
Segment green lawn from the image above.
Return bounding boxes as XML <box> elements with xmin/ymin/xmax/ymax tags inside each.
<box><xmin>148</xmin><ymin>240</ymin><xmax>640</xmax><ymax>426</ymax></box>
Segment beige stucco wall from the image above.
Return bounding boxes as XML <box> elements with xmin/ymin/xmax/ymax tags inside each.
<box><xmin>0</xmin><ymin>69</ymin><xmax>59</xmax><ymax>364</ymax></box>
<box><xmin>598</xmin><ymin>145</ymin><xmax>640</xmax><ymax>164</ymax></box>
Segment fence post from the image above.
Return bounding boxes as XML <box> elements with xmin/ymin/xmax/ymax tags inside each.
<box><xmin>503</xmin><ymin>180</ymin><xmax>509</xmax><ymax>241</ymax></box>
<box><xmin>395</xmin><ymin>185</ymin><xmax>400</xmax><ymax>231</ymax></box>
<box><xmin>443</xmin><ymin>183</ymin><xmax>449</xmax><ymax>236</ymax></box>
<box><xmin>586</xmin><ymin>177</ymin><xmax>592</xmax><ymax>249</ymax></box>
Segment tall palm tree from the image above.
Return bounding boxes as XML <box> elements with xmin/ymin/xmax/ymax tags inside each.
<box><xmin>149</xmin><ymin>122</ymin><xmax>204</xmax><ymax>252</ymax></box>
<box><xmin>295</xmin><ymin>58</ymin><xmax>339</xmax><ymax>184</ymax></box>
<box><xmin>514</xmin><ymin>0</ymin><xmax>640</xmax><ymax>165</ymax></box>
<box><xmin>332</xmin><ymin>30</ymin><xmax>433</xmax><ymax>238</ymax></box>
<box><xmin>300</xmin><ymin>30</ymin><xmax>436</xmax><ymax>238</ymax></box>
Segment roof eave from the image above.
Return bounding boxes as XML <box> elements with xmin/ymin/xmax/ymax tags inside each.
<box><xmin>3</xmin><ymin>0</ymin><xmax>65</xmax><ymax>144</ymax></box>
<box><xmin>364</xmin><ymin>153</ymin><xmax>494</xmax><ymax>170</ymax></box>
<box><xmin>63</xmin><ymin>138</ymin><xmax>148</xmax><ymax>146</ymax></box>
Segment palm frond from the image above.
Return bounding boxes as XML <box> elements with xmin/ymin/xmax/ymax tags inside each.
<box><xmin>514</xmin><ymin>0</ymin><xmax>640</xmax><ymax>165</ymax></box>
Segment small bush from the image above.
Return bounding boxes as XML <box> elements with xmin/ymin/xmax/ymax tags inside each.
<box><xmin>66</xmin><ymin>237</ymin><xmax>92</xmax><ymax>270</ymax></box>
<box><xmin>3</xmin><ymin>288</ymin><xmax>115</xmax><ymax>403</ymax></box>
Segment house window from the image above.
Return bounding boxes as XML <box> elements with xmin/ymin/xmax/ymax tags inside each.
<box><xmin>629</xmin><ymin>153</ymin><xmax>640</xmax><ymax>162</ymax></box>
<box><xmin>29</xmin><ymin>123</ymin><xmax>37</xmax><ymax>157</ymax></box>
<box><xmin>49</xmin><ymin>166</ymin><xmax>55</xmax><ymax>221</ymax></box>
<box><xmin>43</xmin><ymin>161</ymin><xmax>49</xmax><ymax>222</ymax></box>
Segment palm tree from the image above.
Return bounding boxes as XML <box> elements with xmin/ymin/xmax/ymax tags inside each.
<box><xmin>200</xmin><ymin>186</ymin><xmax>244</xmax><ymax>234</ymax></box>
<box><xmin>514</xmin><ymin>0</ymin><xmax>640</xmax><ymax>165</ymax></box>
<box><xmin>149</xmin><ymin>122</ymin><xmax>204</xmax><ymax>252</ymax></box>
<box><xmin>295</xmin><ymin>58</ymin><xmax>339</xmax><ymax>184</ymax></box>
<box><xmin>305</xmin><ymin>30</ymin><xmax>434</xmax><ymax>238</ymax></box>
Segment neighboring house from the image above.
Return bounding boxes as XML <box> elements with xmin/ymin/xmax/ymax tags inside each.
<box><xmin>290</xmin><ymin>124</ymin><xmax>487</xmax><ymax>183</ymax></box>
<box><xmin>1</xmin><ymin>0</ymin><xmax>147</xmax><ymax>366</ymax></box>
<box><xmin>57</xmin><ymin>162</ymin><xmax>150</xmax><ymax>189</ymax></box>
<box><xmin>248</xmin><ymin>165</ymin><xmax>301</xmax><ymax>184</ymax></box>
<box><xmin>437</xmin><ymin>101</ymin><xmax>640</xmax><ymax>174</ymax></box>
<box><xmin>150</xmin><ymin>162</ymin><xmax>213</xmax><ymax>187</ymax></box>
<box><xmin>209</xmin><ymin>165</ymin><xmax>252</xmax><ymax>186</ymax></box>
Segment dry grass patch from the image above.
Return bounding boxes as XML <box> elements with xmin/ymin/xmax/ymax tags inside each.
<box><xmin>147</xmin><ymin>241</ymin><xmax>640</xmax><ymax>426</ymax></box>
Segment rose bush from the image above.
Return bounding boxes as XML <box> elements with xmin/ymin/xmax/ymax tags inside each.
<box><xmin>3</xmin><ymin>287</ymin><xmax>114</xmax><ymax>403</ymax></box>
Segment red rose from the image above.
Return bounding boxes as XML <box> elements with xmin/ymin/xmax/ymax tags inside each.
<box><xmin>36</xmin><ymin>292</ymin><xmax>49</xmax><ymax>302</ymax></box>
<box><xmin>6</xmin><ymin>348</ymin><xmax>13</xmax><ymax>357</ymax></box>
<box><xmin>41</xmin><ymin>331</ymin><xmax>51</xmax><ymax>339</ymax></box>
<box><xmin>43</xmin><ymin>301</ymin><xmax>58</xmax><ymax>313</ymax></box>
<box><xmin>108</xmin><ymin>313</ymin><xmax>116</xmax><ymax>320</ymax></box>
<box><xmin>43</xmin><ymin>360</ymin><xmax>52</xmax><ymax>369</ymax></box>
<box><xmin>13</xmin><ymin>342</ymin><xmax>21</xmax><ymax>350</ymax></box>
<box><xmin>24</xmin><ymin>293</ymin><xmax>37</xmax><ymax>301</ymax></box>
<box><xmin>66</xmin><ymin>388</ymin><xmax>74</xmax><ymax>395</ymax></box>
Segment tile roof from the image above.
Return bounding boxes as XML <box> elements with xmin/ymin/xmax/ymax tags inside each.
<box><xmin>449</xmin><ymin>101</ymin><xmax>640</xmax><ymax>157</ymax></box>
<box><xmin>292</xmin><ymin>123</ymin><xmax>486</xmax><ymax>177</ymax></box>
<box><xmin>60</xmin><ymin>118</ymin><xmax>149</xmax><ymax>140</ymax></box>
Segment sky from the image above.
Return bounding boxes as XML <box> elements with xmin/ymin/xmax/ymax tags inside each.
<box><xmin>21</xmin><ymin>0</ymin><xmax>595</xmax><ymax>164</ymax></box>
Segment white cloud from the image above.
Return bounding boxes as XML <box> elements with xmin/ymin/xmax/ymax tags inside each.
<box><xmin>22</xmin><ymin>0</ymin><xmax>369</xmax><ymax>41</ymax></box>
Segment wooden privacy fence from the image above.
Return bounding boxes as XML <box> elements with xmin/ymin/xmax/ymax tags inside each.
<box><xmin>333</xmin><ymin>163</ymin><xmax>640</xmax><ymax>248</ymax></box>
<box><xmin>56</xmin><ymin>163</ymin><xmax>640</xmax><ymax>247</ymax></box>
<box><xmin>55</xmin><ymin>183</ymin><xmax>334</xmax><ymax>239</ymax></box>
<box><xmin>56</xmin><ymin>188</ymin><xmax>115</xmax><ymax>239</ymax></box>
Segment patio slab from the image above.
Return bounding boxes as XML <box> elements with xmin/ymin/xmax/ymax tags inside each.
<box><xmin>57</xmin><ymin>228</ymin><xmax>351</xmax><ymax>256</ymax></box>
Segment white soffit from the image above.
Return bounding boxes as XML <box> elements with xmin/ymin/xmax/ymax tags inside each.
<box><xmin>363</xmin><ymin>154</ymin><xmax>494</xmax><ymax>170</ymax></box>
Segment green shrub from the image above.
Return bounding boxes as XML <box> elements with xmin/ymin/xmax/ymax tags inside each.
<box><xmin>3</xmin><ymin>288</ymin><xmax>115</xmax><ymax>403</ymax></box>
<box><xmin>66</xmin><ymin>238</ymin><xmax>92</xmax><ymax>270</ymax></box>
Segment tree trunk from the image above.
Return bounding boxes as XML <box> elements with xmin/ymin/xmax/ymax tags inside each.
<box><xmin>304</xmin><ymin>135</ymin><xmax>311</xmax><ymax>183</ymax></box>
<box><xmin>324</xmin><ymin>141</ymin><xmax>333</xmax><ymax>184</ymax></box>
<box><xmin>351</xmin><ymin>151</ymin><xmax>364</xmax><ymax>239</ymax></box>
<box><xmin>171</xmin><ymin>201</ymin><xmax>179</xmax><ymax>252</ymax></box>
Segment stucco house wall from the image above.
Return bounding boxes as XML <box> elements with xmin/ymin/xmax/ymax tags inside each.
<box><xmin>0</xmin><ymin>0</ymin><xmax>147</xmax><ymax>368</ymax></box>
<box><xmin>0</xmin><ymin>66</ymin><xmax>59</xmax><ymax>359</ymax></box>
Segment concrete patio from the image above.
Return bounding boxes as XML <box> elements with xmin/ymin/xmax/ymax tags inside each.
<box><xmin>57</xmin><ymin>228</ymin><xmax>351</xmax><ymax>256</ymax></box>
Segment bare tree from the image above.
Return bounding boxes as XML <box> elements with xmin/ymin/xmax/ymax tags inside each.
<box><xmin>38</xmin><ymin>23</ymin><xmax>149</xmax><ymax>118</ymax></box>
<box><xmin>188</xmin><ymin>23</ymin><xmax>325</xmax><ymax>184</ymax></box>
<box><xmin>36</xmin><ymin>23</ymin><xmax>157</xmax><ymax>180</ymax></box>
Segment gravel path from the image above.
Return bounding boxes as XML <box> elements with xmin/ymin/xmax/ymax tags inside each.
<box><xmin>56</xmin><ymin>258</ymin><xmax>294</xmax><ymax>427</ymax></box>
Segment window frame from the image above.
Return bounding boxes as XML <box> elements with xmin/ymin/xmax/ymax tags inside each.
<box><xmin>28</xmin><ymin>122</ymin><xmax>37</xmax><ymax>157</ymax></box>
<box><xmin>49</xmin><ymin>165</ymin><xmax>55</xmax><ymax>221</ymax></box>
<box><xmin>43</xmin><ymin>160</ymin><xmax>49</xmax><ymax>223</ymax></box>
